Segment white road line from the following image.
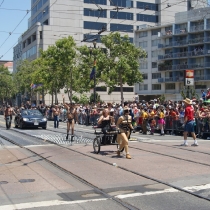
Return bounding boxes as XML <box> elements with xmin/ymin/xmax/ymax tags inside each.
<box><xmin>116</xmin><ymin>183</ymin><xmax>210</xmax><ymax>199</ymax></box>
<box><xmin>1</xmin><ymin>183</ymin><xmax>210</xmax><ymax>209</ymax></box>
<box><xmin>0</xmin><ymin>198</ymin><xmax>108</xmax><ymax>210</ymax></box>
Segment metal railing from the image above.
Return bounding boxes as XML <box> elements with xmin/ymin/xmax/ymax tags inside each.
<box><xmin>188</xmin><ymin>37</ymin><xmax>204</xmax><ymax>44</ymax></box>
<box><xmin>206</xmin><ymin>24</ymin><xmax>210</xmax><ymax>30</ymax></box>
<box><xmin>205</xmin><ymin>62</ymin><xmax>210</xmax><ymax>68</ymax></box>
<box><xmin>190</xmin><ymin>25</ymin><xmax>204</xmax><ymax>32</ymax></box>
<box><xmin>174</xmin><ymin>28</ymin><xmax>187</xmax><ymax>35</ymax></box>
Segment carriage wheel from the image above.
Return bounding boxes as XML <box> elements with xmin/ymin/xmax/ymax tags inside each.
<box><xmin>117</xmin><ymin>145</ymin><xmax>124</xmax><ymax>152</ymax></box>
<box><xmin>93</xmin><ymin>137</ymin><xmax>101</xmax><ymax>154</ymax></box>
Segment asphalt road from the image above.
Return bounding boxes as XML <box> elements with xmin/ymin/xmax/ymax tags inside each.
<box><xmin>0</xmin><ymin>116</ymin><xmax>210</xmax><ymax>210</ymax></box>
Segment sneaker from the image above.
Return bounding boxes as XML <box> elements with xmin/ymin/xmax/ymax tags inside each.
<box><xmin>126</xmin><ymin>154</ymin><xmax>131</xmax><ymax>159</ymax></box>
<box><xmin>180</xmin><ymin>143</ymin><xmax>188</xmax><ymax>146</ymax></box>
<box><xmin>191</xmin><ymin>143</ymin><xmax>199</xmax><ymax>146</ymax></box>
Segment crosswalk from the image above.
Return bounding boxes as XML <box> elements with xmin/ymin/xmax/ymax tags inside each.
<box><xmin>33</xmin><ymin>134</ymin><xmax>93</xmax><ymax>145</ymax></box>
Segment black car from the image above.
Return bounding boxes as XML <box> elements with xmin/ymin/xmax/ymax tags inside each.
<box><xmin>14</xmin><ymin>109</ymin><xmax>47</xmax><ymax>129</ymax></box>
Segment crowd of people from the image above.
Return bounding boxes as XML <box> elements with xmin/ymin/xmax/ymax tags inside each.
<box><xmin>1</xmin><ymin>90</ymin><xmax>210</xmax><ymax>157</ymax></box>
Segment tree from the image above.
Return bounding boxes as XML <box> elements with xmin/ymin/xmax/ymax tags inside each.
<box><xmin>78</xmin><ymin>32</ymin><xmax>147</xmax><ymax>105</ymax></box>
<box><xmin>0</xmin><ymin>65</ymin><xmax>15</xmax><ymax>104</ymax></box>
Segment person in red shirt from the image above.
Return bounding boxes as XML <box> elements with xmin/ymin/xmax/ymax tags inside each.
<box><xmin>181</xmin><ymin>98</ymin><xmax>198</xmax><ymax>146</ymax></box>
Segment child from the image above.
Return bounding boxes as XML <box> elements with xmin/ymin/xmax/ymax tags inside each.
<box><xmin>150</xmin><ymin>118</ymin><xmax>156</xmax><ymax>135</ymax></box>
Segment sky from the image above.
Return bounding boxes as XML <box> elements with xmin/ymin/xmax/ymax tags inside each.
<box><xmin>0</xmin><ymin>0</ymin><xmax>31</xmax><ymax>61</ymax></box>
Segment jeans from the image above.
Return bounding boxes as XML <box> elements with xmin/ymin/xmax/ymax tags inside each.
<box><xmin>54</xmin><ymin>116</ymin><xmax>59</xmax><ymax>128</ymax></box>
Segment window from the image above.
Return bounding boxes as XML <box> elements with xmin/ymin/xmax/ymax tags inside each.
<box><xmin>112</xmin><ymin>87</ymin><xmax>134</xmax><ymax>92</ymax></box>
<box><xmin>195</xmin><ymin>85</ymin><xmax>206</xmax><ymax>89</ymax></box>
<box><xmin>152</xmin><ymin>62</ymin><xmax>157</xmax><ymax>68</ymax></box>
<box><xmin>152</xmin><ymin>51</ymin><xmax>158</xmax><ymax>58</ymax></box>
<box><xmin>152</xmin><ymin>73</ymin><xmax>161</xmax><ymax>79</ymax></box>
<box><xmin>37</xmin><ymin>0</ymin><xmax>42</xmax><ymax>10</ymax></box>
<box><xmin>37</xmin><ymin>12</ymin><xmax>42</xmax><ymax>22</ymax></box>
<box><xmin>137</xmin><ymin>14</ymin><xmax>158</xmax><ymax>23</ymax></box>
<box><xmin>129</xmin><ymin>37</ymin><xmax>133</xmax><ymax>43</ymax></box>
<box><xmin>152</xmin><ymin>29</ymin><xmax>161</xmax><ymax>36</ymax></box>
<box><xmin>165</xmin><ymin>83</ymin><xmax>175</xmax><ymax>90</ymax></box>
<box><xmin>110</xmin><ymin>0</ymin><xmax>133</xmax><ymax>7</ymax></box>
<box><xmin>96</xmin><ymin>86</ymin><xmax>107</xmax><ymax>91</ymax></box>
<box><xmin>142</xmin><ymin>74</ymin><xmax>148</xmax><ymax>79</ymax></box>
<box><xmin>84</xmin><ymin>0</ymin><xmax>107</xmax><ymax>5</ymax></box>
<box><xmin>84</xmin><ymin>21</ymin><xmax>106</xmax><ymax>30</ymax></box>
<box><xmin>43</xmin><ymin>0</ymin><xmax>48</xmax><ymax>5</ymax></box>
<box><xmin>40</xmin><ymin>31</ymin><xmax>42</xmax><ymax>39</ymax></box>
<box><xmin>139</xmin><ymin>84</ymin><xmax>148</xmax><ymax>90</ymax></box>
<box><xmin>152</xmin><ymin>84</ymin><xmax>161</xmax><ymax>90</ymax></box>
<box><xmin>110</xmin><ymin>11</ymin><xmax>133</xmax><ymax>20</ymax></box>
<box><xmin>139</xmin><ymin>41</ymin><xmax>147</xmax><ymax>48</ymax></box>
<box><xmin>152</xmin><ymin>39</ymin><xmax>159</xmax><ymax>46</ymax></box>
<box><xmin>32</xmin><ymin>5</ymin><xmax>37</xmax><ymax>16</ymax></box>
<box><xmin>43</xmin><ymin>6</ymin><xmax>49</xmax><ymax>17</ymax></box>
<box><xmin>84</xmin><ymin>8</ymin><xmax>107</xmax><ymax>18</ymax></box>
<box><xmin>110</xmin><ymin>23</ymin><xmax>133</xmax><ymax>32</ymax></box>
<box><xmin>139</xmin><ymin>31</ymin><xmax>147</xmax><ymax>38</ymax></box>
<box><xmin>83</xmin><ymin>34</ymin><xmax>103</xmax><ymax>43</ymax></box>
<box><xmin>136</xmin><ymin>2</ymin><xmax>158</xmax><ymax>11</ymax></box>
<box><xmin>140</xmin><ymin>62</ymin><xmax>147</xmax><ymax>69</ymax></box>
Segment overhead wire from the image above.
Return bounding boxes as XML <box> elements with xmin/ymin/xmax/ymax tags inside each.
<box><xmin>0</xmin><ymin>0</ymin><xmax>4</xmax><ymax>7</ymax></box>
<box><xmin>0</xmin><ymin>0</ymin><xmax>59</xmax><ymax>59</ymax></box>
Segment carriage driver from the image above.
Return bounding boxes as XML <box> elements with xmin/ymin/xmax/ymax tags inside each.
<box><xmin>116</xmin><ymin>106</ymin><xmax>133</xmax><ymax>159</ymax></box>
<box><xmin>64</xmin><ymin>103</ymin><xmax>76</xmax><ymax>141</ymax></box>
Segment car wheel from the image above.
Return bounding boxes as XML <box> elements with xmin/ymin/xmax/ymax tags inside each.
<box><xmin>14</xmin><ymin>120</ymin><xmax>18</xmax><ymax>128</ymax></box>
<box><xmin>42</xmin><ymin>126</ymin><xmax>47</xmax><ymax>129</ymax></box>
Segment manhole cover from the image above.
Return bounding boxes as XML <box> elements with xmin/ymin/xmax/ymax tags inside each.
<box><xmin>19</xmin><ymin>179</ymin><xmax>35</xmax><ymax>183</ymax></box>
<box><xmin>0</xmin><ymin>181</ymin><xmax>8</xmax><ymax>185</ymax></box>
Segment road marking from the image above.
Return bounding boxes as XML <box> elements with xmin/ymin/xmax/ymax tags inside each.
<box><xmin>0</xmin><ymin>198</ymin><xmax>108</xmax><ymax>210</ymax></box>
<box><xmin>116</xmin><ymin>183</ymin><xmax>210</xmax><ymax>199</ymax></box>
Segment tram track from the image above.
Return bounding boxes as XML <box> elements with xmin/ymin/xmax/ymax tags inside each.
<box><xmin>0</xmin><ymin>126</ymin><xmax>210</xmax><ymax>205</ymax></box>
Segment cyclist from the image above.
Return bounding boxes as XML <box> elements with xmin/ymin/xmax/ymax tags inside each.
<box><xmin>4</xmin><ymin>105</ymin><xmax>16</xmax><ymax>129</ymax></box>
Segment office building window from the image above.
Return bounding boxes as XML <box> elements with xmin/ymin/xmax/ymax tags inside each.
<box><xmin>110</xmin><ymin>11</ymin><xmax>133</xmax><ymax>20</ymax></box>
<box><xmin>142</xmin><ymin>74</ymin><xmax>148</xmax><ymax>79</ymax></box>
<box><xmin>152</xmin><ymin>62</ymin><xmax>157</xmax><ymax>68</ymax></box>
<box><xmin>165</xmin><ymin>83</ymin><xmax>175</xmax><ymax>89</ymax></box>
<box><xmin>37</xmin><ymin>0</ymin><xmax>42</xmax><ymax>10</ymax></box>
<box><xmin>83</xmin><ymin>34</ymin><xmax>103</xmax><ymax>43</ymax></box>
<box><xmin>140</xmin><ymin>62</ymin><xmax>147</xmax><ymax>69</ymax></box>
<box><xmin>152</xmin><ymin>84</ymin><xmax>161</xmax><ymax>90</ymax></box>
<box><xmin>84</xmin><ymin>0</ymin><xmax>107</xmax><ymax>5</ymax></box>
<box><xmin>110</xmin><ymin>23</ymin><xmax>133</xmax><ymax>32</ymax></box>
<box><xmin>136</xmin><ymin>1</ymin><xmax>158</xmax><ymax>11</ymax></box>
<box><xmin>152</xmin><ymin>73</ymin><xmax>161</xmax><ymax>79</ymax></box>
<box><xmin>195</xmin><ymin>85</ymin><xmax>206</xmax><ymax>89</ymax></box>
<box><xmin>43</xmin><ymin>0</ymin><xmax>48</xmax><ymax>5</ymax></box>
<box><xmin>129</xmin><ymin>37</ymin><xmax>133</xmax><ymax>43</ymax></box>
<box><xmin>152</xmin><ymin>39</ymin><xmax>159</xmax><ymax>46</ymax></box>
<box><xmin>113</xmin><ymin>87</ymin><xmax>134</xmax><ymax>92</ymax></box>
<box><xmin>152</xmin><ymin>51</ymin><xmax>158</xmax><ymax>58</ymax></box>
<box><xmin>139</xmin><ymin>31</ymin><xmax>147</xmax><ymax>38</ymax></box>
<box><xmin>84</xmin><ymin>21</ymin><xmax>106</xmax><ymax>30</ymax></box>
<box><xmin>96</xmin><ymin>86</ymin><xmax>107</xmax><ymax>91</ymax></box>
<box><xmin>84</xmin><ymin>8</ymin><xmax>107</xmax><ymax>18</ymax></box>
<box><xmin>32</xmin><ymin>5</ymin><xmax>37</xmax><ymax>16</ymax></box>
<box><xmin>139</xmin><ymin>84</ymin><xmax>148</xmax><ymax>90</ymax></box>
<box><xmin>137</xmin><ymin>14</ymin><xmax>158</xmax><ymax>23</ymax></box>
<box><xmin>152</xmin><ymin>29</ymin><xmax>161</xmax><ymax>35</ymax></box>
<box><xmin>110</xmin><ymin>0</ymin><xmax>133</xmax><ymax>7</ymax></box>
<box><xmin>139</xmin><ymin>41</ymin><xmax>147</xmax><ymax>48</ymax></box>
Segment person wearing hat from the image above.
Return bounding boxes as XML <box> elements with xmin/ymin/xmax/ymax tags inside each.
<box><xmin>116</xmin><ymin>106</ymin><xmax>134</xmax><ymax>159</ymax></box>
<box><xmin>181</xmin><ymin>98</ymin><xmax>198</xmax><ymax>146</ymax></box>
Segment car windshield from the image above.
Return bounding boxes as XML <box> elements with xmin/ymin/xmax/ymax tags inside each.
<box><xmin>21</xmin><ymin>110</ymin><xmax>42</xmax><ymax>116</ymax></box>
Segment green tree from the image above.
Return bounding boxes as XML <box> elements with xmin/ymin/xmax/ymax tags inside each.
<box><xmin>78</xmin><ymin>32</ymin><xmax>147</xmax><ymax>105</ymax></box>
<box><xmin>0</xmin><ymin>65</ymin><xmax>15</xmax><ymax>104</ymax></box>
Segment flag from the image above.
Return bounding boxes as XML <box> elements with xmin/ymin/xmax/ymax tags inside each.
<box><xmin>31</xmin><ymin>84</ymin><xmax>43</xmax><ymax>89</ymax></box>
<box><xmin>90</xmin><ymin>60</ymin><xmax>96</xmax><ymax>80</ymax></box>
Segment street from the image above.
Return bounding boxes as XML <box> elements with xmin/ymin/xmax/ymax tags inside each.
<box><xmin>0</xmin><ymin>116</ymin><xmax>210</xmax><ymax>210</ymax></box>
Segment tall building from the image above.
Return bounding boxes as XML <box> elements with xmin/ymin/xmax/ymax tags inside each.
<box><xmin>134</xmin><ymin>7</ymin><xmax>210</xmax><ymax>101</ymax></box>
<box><xmin>13</xmin><ymin>0</ymin><xmax>197</xmax><ymax>103</ymax></box>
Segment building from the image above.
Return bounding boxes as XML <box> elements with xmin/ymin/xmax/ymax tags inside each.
<box><xmin>0</xmin><ymin>60</ymin><xmax>13</xmax><ymax>73</ymax></box>
<box><xmin>13</xmin><ymin>0</ymin><xmax>198</xmax><ymax>104</ymax></box>
<box><xmin>134</xmin><ymin>7</ymin><xmax>210</xmax><ymax>101</ymax></box>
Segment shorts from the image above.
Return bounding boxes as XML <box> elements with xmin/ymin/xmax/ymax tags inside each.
<box><xmin>184</xmin><ymin>120</ymin><xmax>195</xmax><ymax>133</ymax></box>
<box><xmin>68</xmin><ymin>118</ymin><xmax>74</xmax><ymax>123</ymax></box>
<box><xmin>158</xmin><ymin>118</ymin><xmax>165</xmax><ymax>124</ymax></box>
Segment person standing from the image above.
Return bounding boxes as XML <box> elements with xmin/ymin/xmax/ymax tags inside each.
<box><xmin>52</xmin><ymin>105</ymin><xmax>60</xmax><ymax>128</ymax></box>
<box><xmin>181</xmin><ymin>98</ymin><xmax>198</xmax><ymax>146</ymax></box>
<box><xmin>4</xmin><ymin>105</ymin><xmax>16</xmax><ymax>129</ymax></box>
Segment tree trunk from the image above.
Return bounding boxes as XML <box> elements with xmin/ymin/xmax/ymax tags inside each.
<box><xmin>51</xmin><ymin>88</ymin><xmax>54</xmax><ymax>105</ymax></box>
<box><xmin>69</xmin><ymin>68</ymin><xmax>73</xmax><ymax>103</ymax></box>
<box><xmin>119</xmin><ymin>72</ymin><xmax>124</xmax><ymax>106</ymax></box>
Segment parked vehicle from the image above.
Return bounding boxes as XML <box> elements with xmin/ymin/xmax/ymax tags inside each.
<box><xmin>14</xmin><ymin>109</ymin><xmax>47</xmax><ymax>129</ymax></box>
